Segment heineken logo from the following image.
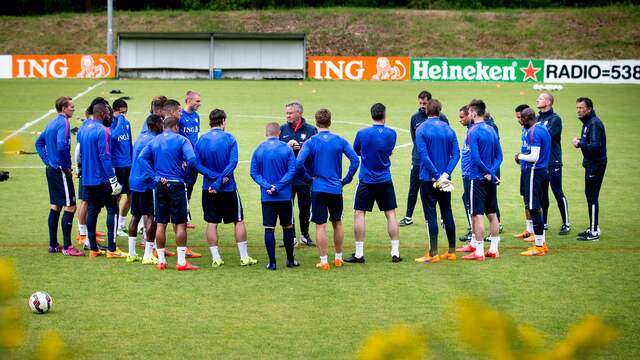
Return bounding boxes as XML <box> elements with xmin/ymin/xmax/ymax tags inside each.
<box><xmin>410</xmin><ymin>58</ymin><xmax>544</xmax><ymax>82</ymax></box>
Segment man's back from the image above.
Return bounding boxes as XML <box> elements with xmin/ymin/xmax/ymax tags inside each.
<box><xmin>251</xmin><ymin>138</ymin><xmax>295</xmax><ymax>202</ymax></box>
<box><xmin>129</xmin><ymin>132</ymin><xmax>157</xmax><ymax>192</ymax></box>
<box><xmin>79</xmin><ymin>119</ymin><xmax>112</xmax><ymax>186</ymax></box>
<box><xmin>145</xmin><ymin>131</ymin><xmax>193</xmax><ymax>181</ymax></box>
<box><xmin>195</xmin><ymin>128</ymin><xmax>238</xmax><ymax>192</ymax></box>
<box><xmin>522</xmin><ymin>123</ymin><xmax>551</xmax><ymax>169</ymax></box>
<box><xmin>354</xmin><ymin>124</ymin><xmax>396</xmax><ymax>184</ymax></box>
<box><xmin>467</xmin><ymin>122</ymin><xmax>502</xmax><ymax>181</ymax></box>
<box><xmin>299</xmin><ymin>132</ymin><xmax>359</xmax><ymax>194</ymax></box>
<box><xmin>415</xmin><ymin>118</ymin><xmax>459</xmax><ymax>180</ymax></box>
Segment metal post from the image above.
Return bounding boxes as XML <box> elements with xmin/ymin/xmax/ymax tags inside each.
<box><xmin>107</xmin><ymin>0</ymin><xmax>113</xmax><ymax>55</ymax></box>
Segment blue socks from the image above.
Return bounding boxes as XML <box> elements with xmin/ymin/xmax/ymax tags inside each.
<box><xmin>264</xmin><ymin>228</ymin><xmax>276</xmax><ymax>265</ymax></box>
<box><xmin>283</xmin><ymin>227</ymin><xmax>296</xmax><ymax>262</ymax></box>
<box><xmin>48</xmin><ymin>209</ymin><xmax>60</xmax><ymax>248</ymax></box>
<box><xmin>61</xmin><ymin>211</ymin><xmax>74</xmax><ymax>249</ymax></box>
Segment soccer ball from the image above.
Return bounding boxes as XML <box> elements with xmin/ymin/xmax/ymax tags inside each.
<box><xmin>28</xmin><ymin>291</ymin><xmax>53</xmax><ymax>314</ymax></box>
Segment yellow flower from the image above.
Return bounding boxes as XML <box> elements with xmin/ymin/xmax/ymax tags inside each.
<box><xmin>517</xmin><ymin>324</ymin><xmax>545</xmax><ymax>349</ymax></box>
<box><xmin>0</xmin><ymin>305</ymin><xmax>24</xmax><ymax>349</ymax></box>
<box><xmin>35</xmin><ymin>330</ymin><xmax>64</xmax><ymax>360</ymax></box>
<box><xmin>548</xmin><ymin>315</ymin><xmax>618</xmax><ymax>359</ymax></box>
<box><xmin>0</xmin><ymin>259</ymin><xmax>18</xmax><ymax>299</ymax></box>
<box><xmin>358</xmin><ymin>324</ymin><xmax>428</xmax><ymax>360</ymax></box>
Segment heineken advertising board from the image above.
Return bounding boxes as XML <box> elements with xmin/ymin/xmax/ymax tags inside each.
<box><xmin>410</xmin><ymin>58</ymin><xmax>544</xmax><ymax>82</ymax></box>
<box><xmin>306</xmin><ymin>56</ymin><xmax>640</xmax><ymax>84</ymax></box>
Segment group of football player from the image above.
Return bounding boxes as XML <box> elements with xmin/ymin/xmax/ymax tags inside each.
<box><xmin>36</xmin><ymin>89</ymin><xmax>607</xmax><ymax>270</ymax></box>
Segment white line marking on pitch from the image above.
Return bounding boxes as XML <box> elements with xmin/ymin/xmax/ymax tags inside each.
<box><xmin>0</xmin><ymin>81</ymin><xmax>106</xmax><ymax>145</ymax></box>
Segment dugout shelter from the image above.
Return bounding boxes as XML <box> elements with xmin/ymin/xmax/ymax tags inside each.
<box><xmin>117</xmin><ymin>32</ymin><xmax>306</xmax><ymax>80</ymax></box>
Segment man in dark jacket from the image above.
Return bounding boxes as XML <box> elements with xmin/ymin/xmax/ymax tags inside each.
<box><xmin>399</xmin><ymin>90</ymin><xmax>448</xmax><ymax>227</ymax></box>
<box><xmin>280</xmin><ymin>100</ymin><xmax>317</xmax><ymax>246</ymax></box>
<box><xmin>572</xmin><ymin>97</ymin><xmax>607</xmax><ymax>241</ymax></box>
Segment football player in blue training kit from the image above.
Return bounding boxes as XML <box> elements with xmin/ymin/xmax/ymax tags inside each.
<box><xmin>536</xmin><ymin>93</ymin><xmax>571</xmax><ymax>235</ymax></box>
<box><xmin>516</xmin><ymin>108</ymin><xmax>552</xmax><ymax>257</ymax></box>
<box><xmin>572</xmin><ymin>97</ymin><xmax>607</xmax><ymax>241</ymax></box>
<box><xmin>457</xmin><ymin>105</ymin><xmax>474</xmax><ymax>243</ymax></box>
<box><xmin>413</xmin><ymin>99</ymin><xmax>460</xmax><ymax>263</ymax></box>
<box><xmin>512</xmin><ymin>105</ymin><xmax>537</xmax><ymax>243</ymax></box>
<box><xmin>78</xmin><ymin>103</ymin><xmax>127</xmax><ymax>258</ymax></box>
<box><xmin>163</xmin><ymin>99</ymin><xmax>200</xmax><ymax>258</ymax></box>
<box><xmin>461</xmin><ymin>99</ymin><xmax>503</xmax><ymax>261</ymax></box>
<box><xmin>280</xmin><ymin>100</ymin><xmax>317</xmax><ymax>247</ymax></box>
<box><xmin>126</xmin><ymin>114</ymin><xmax>164</xmax><ymax>265</ymax></box>
<box><xmin>137</xmin><ymin>115</ymin><xmax>218</xmax><ymax>271</ymax></box>
<box><xmin>400</xmin><ymin>90</ymin><xmax>449</xmax><ymax>227</ymax></box>
<box><xmin>195</xmin><ymin>109</ymin><xmax>258</xmax><ymax>268</ymax></box>
<box><xmin>35</xmin><ymin>96</ymin><xmax>82</xmax><ymax>256</ymax></box>
<box><xmin>110</xmin><ymin>98</ymin><xmax>133</xmax><ymax>237</ymax></box>
<box><xmin>348</xmin><ymin>103</ymin><xmax>402</xmax><ymax>264</ymax></box>
<box><xmin>179</xmin><ymin>90</ymin><xmax>201</xmax><ymax>230</ymax></box>
<box><xmin>250</xmin><ymin>122</ymin><xmax>299</xmax><ymax>270</ymax></box>
<box><xmin>296</xmin><ymin>108</ymin><xmax>360</xmax><ymax>270</ymax></box>
<box><xmin>75</xmin><ymin>97</ymin><xmax>110</xmax><ymax>250</ymax></box>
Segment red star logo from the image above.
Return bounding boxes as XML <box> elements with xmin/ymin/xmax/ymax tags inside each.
<box><xmin>520</xmin><ymin>60</ymin><xmax>541</xmax><ymax>82</ymax></box>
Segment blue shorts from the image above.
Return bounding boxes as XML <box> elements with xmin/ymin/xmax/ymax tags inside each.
<box><xmin>84</xmin><ymin>183</ymin><xmax>117</xmax><ymax>210</ymax></box>
<box><xmin>353</xmin><ymin>181</ymin><xmax>397</xmax><ymax>212</ymax></box>
<box><xmin>154</xmin><ymin>182</ymin><xmax>188</xmax><ymax>224</ymax></box>
<box><xmin>114</xmin><ymin>166</ymin><xmax>131</xmax><ymax>194</ymax></box>
<box><xmin>470</xmin><ymin>178</ymin><xmax>497</xmax><ymax>216</ymax></box>
<box><xmin>261</xmin><ymin>201</ymin><xmax>293</xmax><ymax>227</ymax></box>
<box><xmin>310</xmin><ymin>192</ymin><xmax>343</xmax><ymax>224</ymax></box>
<box><xmin>78</xmin><ymin>175</ymin><xmax>88</xmax><ymax>202</ymax></box>
<box><xmin>523</xmin><ymin>167</ymin><xmax>549</xmax><ymax>211</ymax></box>
<box><xmin>46</xmin><ymin>166</ymin><xmax>76</xmax><ymax>207</ymax></box>
<box><xmin>202</xmin><ymin>190</ymin><xmax>244</xmax><ymax>224</ymax></box>
<box><xmin>131</xmin><ymin>189</ymin><xmax>154</xmax><ymax>218</ymax></box>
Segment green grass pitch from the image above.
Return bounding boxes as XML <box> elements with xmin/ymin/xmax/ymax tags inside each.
<box><xmin>0</xmin><ymin>79</ymin><xmax>639</xmax><ymax>359</ymax></box>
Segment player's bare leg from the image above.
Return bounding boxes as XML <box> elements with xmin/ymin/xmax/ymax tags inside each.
<box><xmin>384</xmin><ymin>209</ymin><xmax>401</xmax><ymax>262</ymax></box>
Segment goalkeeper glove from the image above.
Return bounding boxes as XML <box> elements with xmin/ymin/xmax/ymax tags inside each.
<box><xmin>434</xmin><ymin>178</ymin><xmax>454</xmax><ymax>192</ymax></box>
<box><xmin>109</xmin><ymin>176</ymin><xmax>123</xmax><ymax>195</ymax></box>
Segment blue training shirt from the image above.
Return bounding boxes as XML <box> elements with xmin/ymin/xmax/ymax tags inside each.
<box><xmin>195</xmin><ymin>128</ymin><xmax>238</xmax><ymax>192</ymax></box>
<box><xmin>467</xmin><ymin>121</ymin><xmax>503</xmax><ymax>182</ymax></box>
<box><xmin>179</xmin><ymin>109</ymin><xmax>200</xmax><ymax>147</ymax></box>
<box><xmin>129</xmin><ymin>131</ymin><xmax>158</xmax><ymax>192</ymax></box>
<box><xmin>250</xmin><ymin>137</ymin><xmax>296</xmax><ymax>202</ymax></box>
<box><xmin>78</xmin><ymin>119</ymin><xmax>116</xmax><ymax>186</ymax></box>
<box><xmin>521</xmin><ymin>122</ymin><xmax>551</xmax><ymax>170</ymax></box>
<box><xmin>296</xmin><ymin>130</ymin><xmax>360</xmax><ymax>194</ymax></box>
<box><xmin>353</xmin><ymin>124</ymin><xmax>396</xmax><ymax>184</ymax></box>
<box><xmin>35</xmin><ymin>114</ymin><xmax>72</xmax><ymax>170</ymax></box>
<box><xmin>415</xmin><ymin>117</ymin><xmax>460</xmax><ymax>181</ymax></box>
<box><xmin>137</xmin><ymin>130</ymin><xmax>216</xmax><ymax>184</ymax></box>
<box><xmin>460</xmin><ymin>123</ymin><xmax>472</xmax><ymax>177</ymax></box>
<box><xmin>110</xmin><ymin>114</ymin><xmax>133</xmax><ymax>167</ymax></box>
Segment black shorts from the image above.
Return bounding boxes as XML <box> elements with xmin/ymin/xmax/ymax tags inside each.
<box><xmin>202</xmin><ymin>190</ymin><xmax>244</xmax><ymax>224</ymax></box>
<box><xmin>353</xmin><ymin>181</ymin><xmax>397</xmax><ymax>212</ymax></box>
<box><xmin>84</xmin><ymin>183</ymin><xmax>117</xmax><ymax>210</ymax></box>
<box><xmin>154</xmin><ymin>182</ymin><xmax>188</xmax><ymax>224</ymax></box>
<box><xmin>46</xmin><ymin>166</ymin><xmax>76</xmax><ymax>207</ymax></box>
<box><xmin>470</xmin><ymin>178</ymin><xmax>497</xmax><ymax>216</ymax></box>
<box><xmin>311</xmin><ymin>192</ymin><xmax>343</xmax><ymax>224</ymax></box>
<box><xmin>519</xmin><ymin>169</ymin><xmax>526</xmax><ymax>197</ymax></box>
<box><xmin>78</xmin><ymin>175</ymin><xmax>88</xmax><ymax>202</ymax></box>
<box><xmin>261</xmin><ymin>201</ymin><xmax>294</xmax><ymax>227</ymax></box>
<box><xmin>131</xmin><ymin>190</ymin><xmax>154</xmax><ymax>218</ymax></box>
<box><xmin>523</xmin><ymin>167</ymin><xmax>549</xmax><ymax>211</ymax></box>
<box><xmin>114</xmin><ymin>166</ymin><xmax>131</xmax><ymax>194</ymax></box>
